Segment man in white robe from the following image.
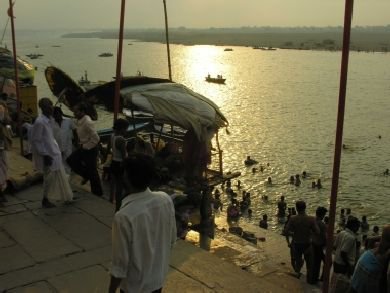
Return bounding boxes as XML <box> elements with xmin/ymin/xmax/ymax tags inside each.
<box><xmin>31</xmin><ymin>98</ymin><xmax>73</xmax><ymax>207</ymax></box>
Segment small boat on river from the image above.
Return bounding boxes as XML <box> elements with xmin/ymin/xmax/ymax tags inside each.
<box><xmin>205</xmin><ymin>74</ymin><xmax>226</xmax><ymax>84</ymax></box>
<box><xmin>78</xmin><ymin>71</ymin><xmax>106</xmax><ymax>91</ymax></box>
<box><xmin>98</xmin><ymin>52</ymin><xmax>113</xmax><ymax>57</ymax></box>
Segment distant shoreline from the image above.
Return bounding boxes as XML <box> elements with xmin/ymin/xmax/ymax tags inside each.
<box><xmin>62</xmin><ymin>27</ymin><xmax>390</xmax><ymax>53</ymax></box>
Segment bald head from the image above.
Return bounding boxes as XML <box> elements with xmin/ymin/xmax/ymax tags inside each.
<box><xmin>38</xmin><ymin>98</ymin><xmax>53</xmax><ymax>117</ymax></box>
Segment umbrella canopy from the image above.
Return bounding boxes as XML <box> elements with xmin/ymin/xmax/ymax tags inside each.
<box><xmin>84</xmin><ymin>76</ymin><xmax>172</xmax><ymax>111</ymax></box>
<box><xmin>85</xmin><ymin>77</ymin><xmax>229</xmax><ymax>140</ymax></box>
<box><xmin>45</xmin><ymin>66</ymin><xmax>97</xmax><ymax>120</ymax></box>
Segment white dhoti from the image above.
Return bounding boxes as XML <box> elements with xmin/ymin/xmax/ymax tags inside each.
<box><xmin>43</xmin><ymin>165</ymin><xmax>73</xmax><ymax>202</ymax></box>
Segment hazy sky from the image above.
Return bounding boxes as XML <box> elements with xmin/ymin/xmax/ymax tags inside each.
<box><xmin>1</xmin><ymin>0</ymin><xmax>389</xmax><ymax>30</ymax></box>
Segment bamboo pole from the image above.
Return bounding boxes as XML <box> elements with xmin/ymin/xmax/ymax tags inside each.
<box><xmin>162</xmin><ymin>0</ymin><xmax>172</xmax><ymax>80</ymax></box>
<box><xmin>113</xmin><ymin>0</ymin><xmax>126</xmax><ymax>123</ymax></box>
<box><xmin>8</xmin><ymin>0</ymin><xmax>23</xmax><ymax>155</ymax></box>
<box><xmin>215</xmin><ymin>131</ymin><xmax>223</xmax><ymax>175</ymax></box>
<box><xmin>322</xmin><ymin>1</ymin><xmax>354</xmax><ymax>292</ymax></box>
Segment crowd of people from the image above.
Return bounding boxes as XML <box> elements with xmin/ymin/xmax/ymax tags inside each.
<box><xmin>0</xmin><ymin>96</ymin><xmax>177</xmax><ymax>292</ymax></box>
<box><xmin>1</xmin><ymin>96</ymin><xmax>388</xmax><ymax>292</ymax></box>
<box><xmin>208</xmin><ymin>175</ymin><xmax>389</xmax><ymax>292</ymax></box>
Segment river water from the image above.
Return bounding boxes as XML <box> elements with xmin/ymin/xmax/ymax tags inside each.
<box><xmin>5</xmin><ymin>31</ymin><xmax>390</xmax><ymax>232</ymax></box>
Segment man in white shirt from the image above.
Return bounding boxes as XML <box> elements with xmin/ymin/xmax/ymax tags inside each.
<box><xmin>66</xmin><ymin>102</ymin><xmax>103</xmax><ymax>196</ymax></box>
<box><xmin>30</xmin><ymin>98</ymin><xmax>74</xmax><ymax>207</ymax></box>
<box><xmin>333</xmin><ymin>216</ymin><xmax>360</xmax><ymax>276</ymax></box>
<box><xmin>52</xmin><ymin>106</ymin><xmax>75</xmax><ymax>174</ymax></box>
<box><xmin>109</xmin><ymin>154</ymin><xmax>177</xmax><ymax>293</ymax></box>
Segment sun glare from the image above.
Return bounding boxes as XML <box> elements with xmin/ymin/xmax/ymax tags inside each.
<box><xmin>183</xmin><ymin>45</ymin><xmax>225</xmax><ymax>80</ymax></box>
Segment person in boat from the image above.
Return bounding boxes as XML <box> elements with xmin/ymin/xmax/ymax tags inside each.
<box><xmin>267</xmin><ymin>176</ymin><xmax>272</xmax><ymax>186</ymax></box>
<box><xmin>277</xmin><ymin>196</ymin><xmax>287</xmax><ymax>217</ymax></box>
<box><xmin>52</xmin><ymin>106</ymin><xmax>75</xmax><ymax>174</ymax></box>
<box><xmin>302</xmin><ymin>171</ymin><xmax>307</xmax><ymax>178</ymax></box>
<box><xmin>244</xmin><ymin>155</ymin><xmax>258</xmax><ymax>166</ymax></box>
<box><xmin>384</xmin><ymin>168</ymin><xmax>389</xmax><ymax>175</ymax></box>
<box><xmin>312</xmin><ymin>181</ymin><xmax>316</xmax><ymax>188</ymax></box>
<box><xmin>259</xmin><ymin>214</ymin><xmax>268</xmax><ymax>230</ymax></box>
<box><xmin>108</xmin><ymin>118</ymin><xmax>129</xmax><ymax>211</ymax></box>
<box><xmin>290</xmin><ymin>175</ymin><xmax>295</xmax><ymax>184</ymax></box>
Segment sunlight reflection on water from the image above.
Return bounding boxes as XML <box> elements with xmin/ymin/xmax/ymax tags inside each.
<box><xmin>12</xmin><ymin>32</ymin><xmax>390</xmax><ymax>232</ymax></box>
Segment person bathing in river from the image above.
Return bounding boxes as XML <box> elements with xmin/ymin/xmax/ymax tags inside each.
<box><xmin>259</xmin><ymin>214</ymin><xmax>268</xmax><ymax>230</ymax></box>
<box><xmin>316</xmin><ymin>178</ymin><xmax>322</xmax><ymax>189</ymax></box>
<box><xmin>295</xmin><ymin>174</ymin><xmax>301</xmax><ymax>186</ymax></box>
<box><xmin>277</xmin><ymin>196</ymin><xmax>287</xmax><ymax>217</ymax></box>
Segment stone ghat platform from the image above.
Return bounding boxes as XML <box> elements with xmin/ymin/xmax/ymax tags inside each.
<box><xmin>1</xmin><ymin>145</ymin><xmax>321</xmax><ymax>292</ymax></box>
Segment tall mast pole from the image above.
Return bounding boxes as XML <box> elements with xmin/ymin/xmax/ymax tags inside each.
<box><xmin>163</xmin><ymin>0</ymin><xmax>172</xmax><ymax>80</ymax></box>
<box><xmin>114</xmin><ymin>0</ymin><xmax>126</xmax><ymax>122</ymax></box>
<box><xmin>8</xmin><ymin>0</ymin><xmax>23</xmax><ymax>155</ymax></box>
<box><xmin>322</xmin><ymin>1</ymin><xmax>354</xmax><ymax>292</ymax></box>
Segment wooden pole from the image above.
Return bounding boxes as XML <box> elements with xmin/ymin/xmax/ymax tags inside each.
<box><xmin>322</xmin><ymin>1</ymin><xmax>354</xmax><ymax>292</ymax></box>
<box><xmin>113</xmin><ymin>0</ymin><xmax>126</xmax><ymax>123</ymax></box>
<box><xmin>8</xmin><ymin>0</ymin><xmax>23</xmax><ymax>155</ymax></box>
<box><xmin>162</xmin><ymin>0</ymin><xmax>172</xmax><ymax>80</ymax></box>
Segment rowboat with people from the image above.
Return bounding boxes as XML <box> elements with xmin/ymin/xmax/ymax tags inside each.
<box><xmin>205</xmin><ymin>74</ymin><xmax>226</xmax><ymax>84</ymax></box>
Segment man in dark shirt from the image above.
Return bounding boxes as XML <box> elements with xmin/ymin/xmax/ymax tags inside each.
<box><xmin>309</xmin><ymin>206</ymin><xmax>328</xmax><ymax>284</ymax></box>
<box><xmin>284</xmin><ymin>200</ymin><xmax>319</xmax><ymax>282</ymax></box>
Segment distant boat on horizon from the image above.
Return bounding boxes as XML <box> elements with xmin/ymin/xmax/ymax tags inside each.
<box><xmin>98</xmin><ymin>52</ymin><xmax>113</xmax><ymax>57</ymax></box>
<box><xmin>205</xmin><ymin>74</ymin><xmax>226</xmax><ymax>84</ymax></box>
<box><xmin>224</xmin><ymin>48</ymin><xmax>233</xmax><ymax>51</ymax></box>
<box><xmin>253</xmin><ymin>46</ymin><xmax>277</xmax><ymax>51</ymax></box>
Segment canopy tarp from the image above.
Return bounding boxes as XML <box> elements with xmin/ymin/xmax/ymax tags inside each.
<box><xmin>119</xmin><ymin>82</ymin><xmax>228</xmax><ymax>140</ymax></box>
<box><xmin>84</xmin><ymin>76</ymin><xmax>228</xmax><ymax>140</ymax></box>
